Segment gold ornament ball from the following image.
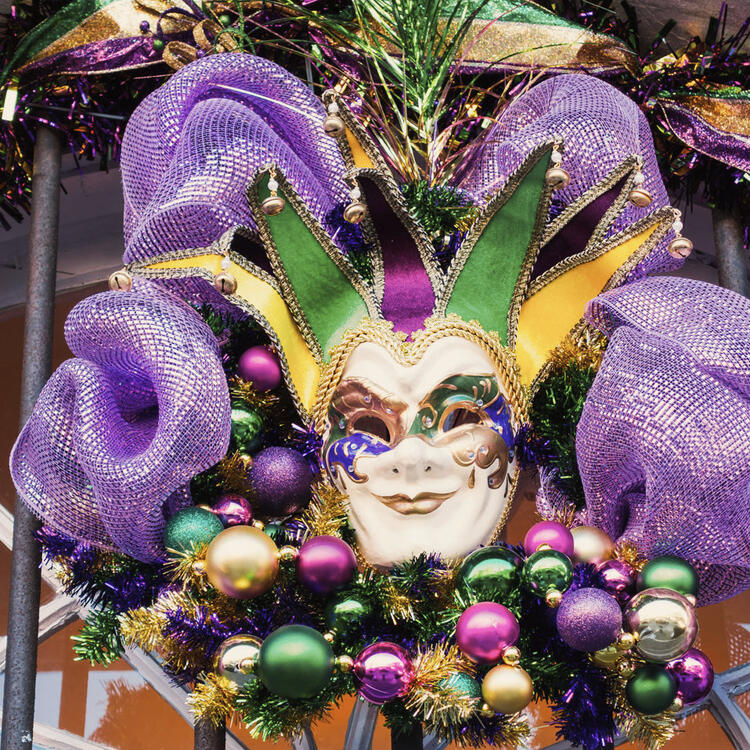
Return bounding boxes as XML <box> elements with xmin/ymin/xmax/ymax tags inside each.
<box><xmin>480</xmin><ymin>703</ymin><xmax>495</xmax><ymax>718</ymax></box>
<box><xmin>213</xmin><ymin>271</ymin><xmax>237</xmax><ymax>295</ymax></box>
<box><xmin>481</xmin><ymin>665</ymin><xmax>533</xmax><ymax>714</ymax></box>
<box><xmin>591</xmin><ymin>644</ymin><xmax>620</xmax><ymax>668</ymax></box>
<box><xmin>571</xmin><ymin>525</ymin><xmax>614</xmax><ymax>565</ymax></box>
<box><xmin>668</xmin><ymin>236</ymin><xmax>693</xmax><ymax>259</ymax></box>
<box><xmin>545</xmin><ymin>166</ymin><xmax>570</xmax><ymax>190</ymax></box>
<box><xmin>628</xmin><ymin>188</ymin><xmax>652</xmax><ymax>207</ymax></box>
<box><xmin>670</xmin><ymin>696</ymin><xmax>683</xmax><ymax>712</ymax></box>
<box><xmin>261</xmin><ymin>194</ymin><xmax>286</xmax><ymax>216</ymax></box>
<box><xmin>214</xmin><ymin>634</ymin><xmax>262</xmax><ymax>687</ymax></box>
<box><xmin>336</xmin><ymin>654</ymin><xmax>354</xmax><ymax>673</ymax></box>
<box><xmin>618</xmin><ymin>660</ymin><xmax>635</xmax><ymax>678</ymax></box>
<box><xmin>108</xmin><ymin>269</ymin><xmax>132</xmax><ymax>292</ymax></box>
<box><xmin>278</xmin><ymin>545</ymin><xmax>299</xmax><ymax>562</ymax></box>
<box><xmin>323</xmin><ymin>114</ymin><xmax>346</xmax><ymax>137</ymax></box>
<box><xmin>617</xmin><ymin>632</ymin><xmax>636</xmax><ymax>651</ymax></box>
<box><xmin>502</xmin><ymin>646</ymin><xmax>521</xmax><ymax>666</ymax></box>
<box><xmin>205</xmin><ymin>525</ymin><xmax>280</xmax><ymax>598</ymax></box>
<box><xmin>343</xmin><ymin>200</ymin><xmax>367</xmax><ymax>224</ymax></box>
<box><xmin>546</xmin><ymin>588</ymin><xmax>563</xmax><ymax>608</ymax></box>
<box><xmin>323</xmin><ymin>631</ymin><xmax>336</xmax><ymax>643</ymax></box>
<box><xmin>252</xmin><ymin>519</ymin><xmax>265</xmax><ymax>531</ymax></box>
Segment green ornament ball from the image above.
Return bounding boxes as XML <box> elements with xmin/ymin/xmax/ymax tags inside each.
<box><xmin>163</xmin><ymin>507</ymin><xmax>224</xmax><ymax>556</ymax></box>
<box><xmin>258</xmin><ymin>625</ymin><xmax>335</xmax><ymax>698</ymax></box>
<box><xmin>439</xmin><ymin>672</ymin><xmax>482</xmax><ymax>701</ymax></box>
<box><xmin>231</xmin><ymin>403</ymin><xmax>263</xmax><ymax>453</ymax></box>
<box><xmin>218</xmin><ymin>13</ymin><xmax>232</xmax><ymax>25</ymax></box>
<box><xmin>325</xmin><ymin>594</ymin><xmax>372</xmax><ymax>633</ymax></box>
<box><xmin>638</xmin><ymin>556</ymin><xmax>699</xmax><ymax>598</ymax></box>
<box><xmin>152</xmin><ymin>38</ymin><xmax>165</xmax><ymax>52</ymax></box>
<box><xmin>458</xmin><ymin>545</ymin><xmax>522</xmax><ymax>601</ymax></box>
<box><xmin>263</xmin><ymin>521</ymin><xmax>286</xmax><ymax>544</ymax></box>
<box><xmin>626</xmin><ymin>664</ymin><xmax>678</xmax><ymax>715</ymax></box>
<box><xmin>520</xmin><ymin>549</ymin><xmax>573</xmax><ymax>596</ymax></box>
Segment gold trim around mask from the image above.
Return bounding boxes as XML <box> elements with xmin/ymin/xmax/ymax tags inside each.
<box><xmin>312</xmin><ymin>313</ymin><xmax>529</xmax><ymax>435</ymax></box>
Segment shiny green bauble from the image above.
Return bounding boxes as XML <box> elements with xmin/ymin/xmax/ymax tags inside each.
<box><xmin>230</xmin><ymin>403</ymin><xmax>263</xmax><ymax>454</ymax></box>
<box><xmin>263</xmin><ymin>521</ymin><xmax>286</xmax><ymax>544</ymax></box>
<box><xmin>163</xmin><ymin>507</ymin><xmax>224</xmax><ymax>556</ymax></box>
<box><xmin>626</xmin><ymin>664</ymin><xmax>678</xmax><ymax>715</ymax></box>
<box><xmin>520</xmin><ymin>549</ymin><xmax>573</xmax><ymax>596</ymax></box>
<box><xmin>637</xmin><ymin>556</ymin><xmax>699</xmax><ymax>598</ymax></box>
<box><xmin>325</xmin><ymin>594</ymin><xmax>372</xmax><ymax>634</ymax></box>
<box><xmin>439</xmin><ymin>672</ymin><xmax>482</xmax><ymax>701</ymax></box>
<box><xmin>458</xmin><ymin>546</ymin><xmax>522</xmax><ymax>601</ymax></box>
<box><xmin>258</xmin><ymin>625</ymin><xmax>335</xmax><ymax>698</ymax></box>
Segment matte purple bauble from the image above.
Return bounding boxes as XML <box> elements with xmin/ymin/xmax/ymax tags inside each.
<box><xmin>665</xmin><ymin>648</ymin><xmax>714</xmax><ymax>704</ymax></box>
<box><xmin>237</xmin><ymin>346</ymin><xmax>282</xmax><ymax>391</ymax></box>
<box><xmin>523</xmin><ymin>521</ymin><xmax>574</xmax><ymax>557</ymax></box>
<box><xmin>212</xmin><ymin>494</ymin><xmax>253</xmax><ymax>526</ymax></box>
<box><xmin>248</xmin><ymin>447</ymin><xmax>313</xmax><ymax>517</ymax></box>
<box><xmin>598</xmin><ymin>559</ymin><xmax>637</xmax><ymax>605</ymax></box>
<box><xmin>353</xmin><ymin>642</ymin><xmax>414</xmax><ymax>704</ymax></box>
<box><xmin>456</xmin><ymin>602</ymin><xmax>520</xmax><ymax>664</ymax></box>
<box><xmin>297</xmin><ymin>536</ymin><xmax>357</xmax><ymax>594</ymax></box>
<box><xmin>556</xmin><ymin>587</ymin><xmax>623</xmax><ymax>652</ymax></box>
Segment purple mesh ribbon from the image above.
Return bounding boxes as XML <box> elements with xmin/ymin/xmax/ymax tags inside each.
<box><xmin>575</xmin><ymin>277</ymin><xmax>750</xmax><ymax>605</ymax></box>
<box><xmin>458</xmin><ymin>74</ymin><xmax>680</xmax><ymax>280</ymax></box>
<box><xmin>10</xmin><ymin>285</ymin><xmax>230</xmax><ymax>562</ymax></box>
<box><xmin>121</xmin><ymin>53</ymin><xmax>349</xmax><ymax>263</ymax></box>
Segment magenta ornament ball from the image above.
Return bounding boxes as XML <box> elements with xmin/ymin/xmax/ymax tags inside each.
<box><xmin>353</xmin><ymin>642</ymin><xmax>414</xmax><ymax>704</ymax></box>
<box><xmin>665</xmin><ymin>648</ymin><xmax>714</xmax><ymax>704</ymax></box>
<box><xmin>556</xmin><ymin>587</ymin><xmax>623</xmax><ymax>652</ymax></box>
<box><xmin>237</xmin><ymin>346</ymin><xmax>282</xmax><ymax>391</ymax></box>
<box><xmin>297</xmin><ymin>536</ymin><xmax>358</xmax><ymax>594</ymax></box>
<box><xmin>523</xmin><ymin>521</ymin><xmax>574</xmax><ymax>557</ymax></box>
<box><xmin>212</xmin><ymin>494</ymin><xmax>253</xmax><ymax>526</ymax></box>
<box><xmin>456</xmin><ymin>602</ymin><xmax>520</xmax><ymax>664</ymax></box>
<box><xmin>598</xmin><ymin>559</ymin><xmax>637</xmax><ymax>605</ymax></box>
<box><xmin>248</xmin><ymin>447</ymin><xmax>313</xmax><ymax>517</ymax></box>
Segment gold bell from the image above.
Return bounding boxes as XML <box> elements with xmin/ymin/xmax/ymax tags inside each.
<box><xmin>343</xmin><ymin>200</ymin><xmax>367</xmax><ymax>224</ymax></box>
<box><xmin>545</xmin><ymin>166</ymin><xmax>570</xmax><ymax>190</ymax></box>
<box><xmin>108</xmin><ymin>269</ymin><xmax>132</xmax><ymax>292</ymax></box>
<box><xmin>213</xmin><ymin>271</ymin><xmax>237</xmax><ymax>295</ymax></box>
<box><xmin>668</xmin><ymin>236</ymin><xmax>693</xmax><ymax>259</ymax></box>
<box><xmin>261</xmin><ymin>194</ymin><xmax>285</xmax><ymax>216</ymax></box>
<box><xmin>628</xmin><ymin>187</ymin><xmax>652</xmax><ymax>208</ymax></box>
<box><xmin>323</xmin><ymin>114</ymin><xmax>346</xmax><ymax>138</ymax></box>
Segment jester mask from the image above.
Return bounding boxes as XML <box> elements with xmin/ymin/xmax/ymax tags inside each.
<box><xmin>11</xmin><ymin>54</ymin><xmax>750</xmax><ymax>603</ymax></box>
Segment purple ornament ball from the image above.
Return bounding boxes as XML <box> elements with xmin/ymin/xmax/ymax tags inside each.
<box><xmin>237</xmin><ymin>346</ymin><xmax>282</xmax><ymax>391</ymax></box>
<box><xmin>524</xmin><ymin>521</ymin><xmax>574</xmax><ymax>557</ymax></box>
<box><xmin>212</xmin><ymin>494</ymin><xmax>253</xmax><ymax>526</ymax></box>
<box><xmin>665</xmin><ymin>648</ymin><xmax>714</xmax><ymax>704</ymax></box>
<box><xmin>249</xmin><ymin>447</ymin><xmax>313</xmax><ymax>517</ymax></box>
<box><xmin>598</xmin><ymin>559</ymin><xmax>637</xmax><ymax>605</ymax></box>
<box><xmin>456</xmin><ymin>602</ymin><xmax>519</xmax><ymax>664</ymax></box>
<box><xmin>297</xmin><ymin>536</ymin><xmax>357</xmax><ymax>594</ymax></box>
<box><xmin>353</xmin><ymin>642</ymin><xmax>414</xmax><ymax>704</ymax></box>
<box><xmin>556</xmin><ymin>587</ymin><xmax>623</xmax><ymax>652</ymax></box>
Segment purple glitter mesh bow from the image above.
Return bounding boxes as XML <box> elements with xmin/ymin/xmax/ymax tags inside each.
<box><xmin>121</xmin><ymin>53</ymin><xmax>349</xmax><ymax>262</ymax></box>
<box><xmin>574</xmin><ymin>276</ymin><xmax>750</xmax><ymax>605</ymax></box>
<box><xmin>10</xmin><ymin>286</ymin><xmax>231</xmax><ymax>562</ymax></box>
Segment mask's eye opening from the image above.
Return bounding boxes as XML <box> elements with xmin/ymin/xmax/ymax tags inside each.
<box><xmin>351</xmin><ymin>415</ymin><xmax>392</xmax><ymax>443</ymax></box>
<box><xmin>443</xmin><ymin>407</ymin><xmax>482</xmax><ymax>431</ymax></box>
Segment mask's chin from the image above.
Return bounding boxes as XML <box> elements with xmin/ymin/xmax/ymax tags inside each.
<box><xmin>340</xmin><ymin>464</ymin><xmax>513</xmax><ymax>568</ymax></box>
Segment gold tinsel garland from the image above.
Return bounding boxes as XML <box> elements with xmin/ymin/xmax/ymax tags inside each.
<box><xmin>188</xmin><ymin>673</ymin><xmax>238</xmax><ymax>727</ymax></box>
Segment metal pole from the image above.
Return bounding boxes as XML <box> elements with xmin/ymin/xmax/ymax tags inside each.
<box><xmin>1</xmin><ymin>125</ymin><xmax>62</xmax><ymax>749</ymax></box>
<box><xmin>712</xmin><ymin>206</ymin><xmax>749</xmax><ymax>297</ymax></box>
<box><xmin>194</xmin><ymin>718</ymin><xmax>226</xmax><ymax>750</ymax></box>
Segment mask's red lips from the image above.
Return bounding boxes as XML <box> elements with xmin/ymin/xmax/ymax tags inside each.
<box><xmin>373</xmin><ymin>490</ymin><xmax>457</xmax><ymax>514</ymax></box>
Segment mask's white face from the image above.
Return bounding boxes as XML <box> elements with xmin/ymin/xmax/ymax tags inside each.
<box><xmin>322</xmin><ymin>336</ymin><xmax>517</xmax><ymax>567</ymax></box>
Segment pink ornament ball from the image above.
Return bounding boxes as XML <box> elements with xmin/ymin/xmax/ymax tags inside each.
<box><xmin>353</xmin><ymin>642</ymin><xmax>414</xmax><ymax>704</ymax></box>
<box><xmin>456</xmin><ymin>602</ymin><xmax>520</xmax><ymax>664</ymax></box>
<box><xmin>665</xmin><ymin>648</ymin><xmax>714</xmax><ymax>704</ymax></box>
<box><xmin>523</xmin><ymin>521</ymin><xmax>574</xmax><ymax>557</ymax></box>
<box><xmin>212</xmin><ymin>494</ymin><xmax>253</xmax><ymax>526</ymax></box>
<box><xmin>297</xmin><ymin>536</ymin><xmax>358</xmax><ymax>594</ymax></box>
<box><xmin>237</xmin><ymin>346</ymin><xmax>282</xmax><ymax>391</ymax></box>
